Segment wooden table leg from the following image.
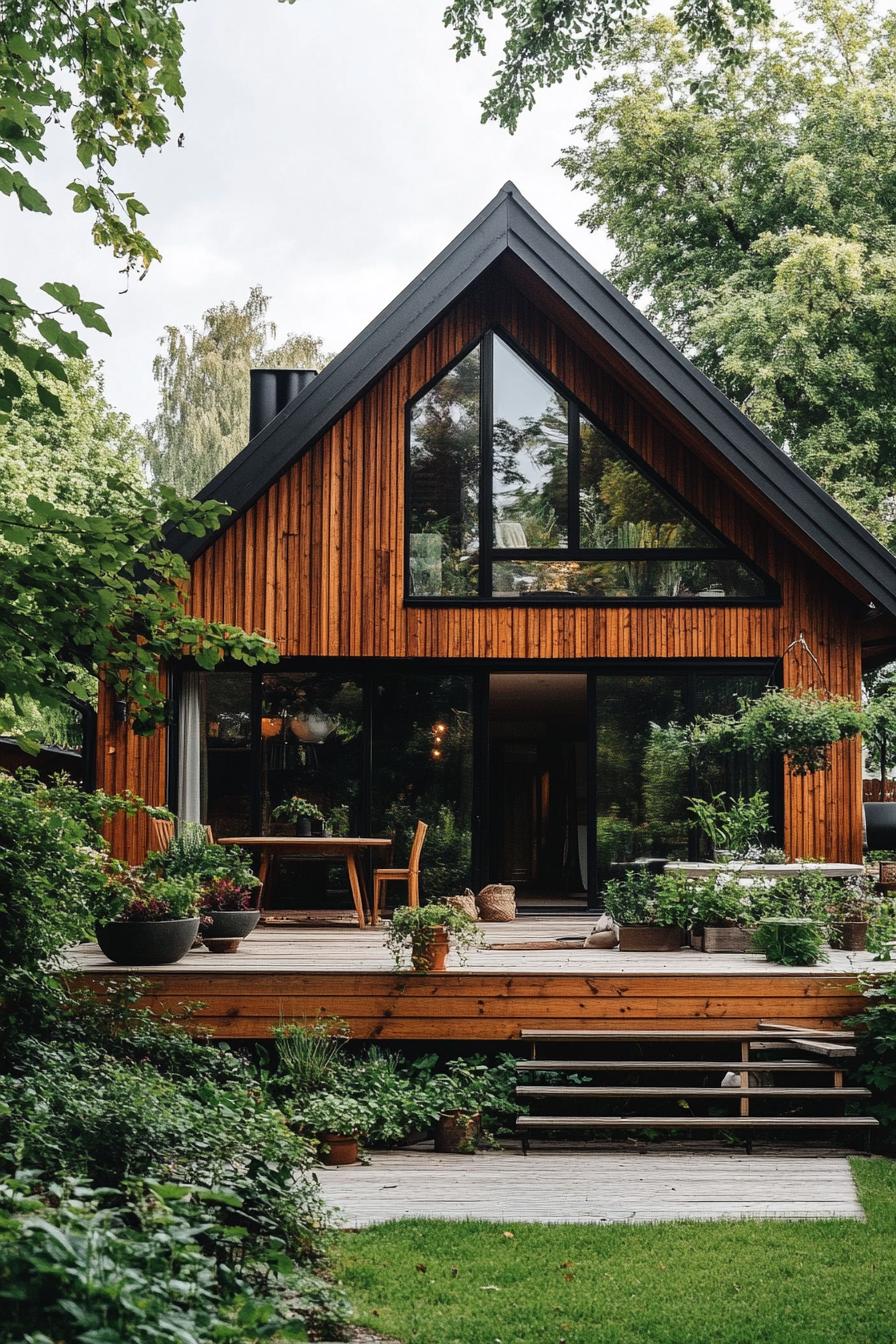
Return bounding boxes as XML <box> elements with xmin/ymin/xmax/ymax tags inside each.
<box><xmin>257</xmin><ymin>847</ymin><xmax>271</xmax><ymax>913</ymax></box>
<box><xmin>345</xmin><ymin>853</ymin><xmax>367</xmax><ymax>928</ymax></box>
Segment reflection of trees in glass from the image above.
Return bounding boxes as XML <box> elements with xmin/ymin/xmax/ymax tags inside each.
<box><xmin>492</xmin><ymin>338</ymin><xmax>568</xmax><ymax>548</ymax></box>
<box><xmin>580</xmin><ymin>420</ymin><xmax>714</xmax><ymax>549</ymax></box>
<box><xmin>408</xmin><ymin>347</ymin><xmax>481</xmax><ymax>595</ymax></box>
<box><xmin>372</xmin><ymin>676</ymin><xmax>474</xmax><ymax>900</ymax></box>
<box><xmin>492</xmin><ymin>558</ymin><xmax>767</xmax><ymax>599</ymax></box>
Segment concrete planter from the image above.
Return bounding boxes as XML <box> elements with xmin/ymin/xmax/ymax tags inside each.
<box><xmin>96</xmin><ymin>917</ymin><xmax>200</xmax><ymax>965</ymax></box>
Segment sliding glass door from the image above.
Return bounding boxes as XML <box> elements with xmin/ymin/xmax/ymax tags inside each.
<box><xmin>183</xmin><ymin>659</ymin><xmax>778</xmax><ymax>910</ymax></box>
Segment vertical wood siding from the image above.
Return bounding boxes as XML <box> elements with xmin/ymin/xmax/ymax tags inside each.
<box><xmin>98</xmin><ymin>269</ymin><xmax>865</xmax><ymax>862</ymax></box>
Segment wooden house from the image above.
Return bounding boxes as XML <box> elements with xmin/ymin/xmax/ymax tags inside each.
<box><xmin>96</xmin><ymin>183</ymin><xmax>896</xmax><ymax>912</ymax></box>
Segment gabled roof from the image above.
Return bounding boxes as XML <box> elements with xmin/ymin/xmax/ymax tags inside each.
<box><xmin>171</xmin><ymin>182</ymin><xmax>896</xmax><ymax>618</ymax></box>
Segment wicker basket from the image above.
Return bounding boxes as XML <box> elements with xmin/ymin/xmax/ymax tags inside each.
<box><xmin>447</xmin><ymin>889</ymin><xmax>479</xmax><ymax>921</ymax></box>
<box><xmin>477</xmin><ymin>884</ymin><xmax>516</xmax><ymax>922</ymax></box>
<box><xmin>617</xmin><ymin>924</ymin><xmax>683</xmax><ymax>951</ymax></box>
<box><xmin>702</xmin><ymin>924</ymin><xmax>755</xmax><ymax>954</ymax></box>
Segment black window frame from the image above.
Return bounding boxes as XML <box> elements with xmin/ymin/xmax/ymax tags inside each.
<box><xmin>404</xmin><ymin>327</ymin><xmax>780</xmax><ymax>608</ymax></box>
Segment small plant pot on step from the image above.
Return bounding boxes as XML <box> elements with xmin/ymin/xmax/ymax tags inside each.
<box><xmin>318</xmin><ymin>1133</ymin><xmax>359</xmax><ymax>1166</ymax></box>
<box><xmin>830</xmin><ymin>920</ymin><xmax>869</xmax><ymax>951</ymax></box>
<box><xmin>617</xmin><ymin>924</ymin><xmax>683</xmax><ymax>952</ymax></box>
<box><xmin>435</xmin><ymin>1110</ymin><xmax>481</xmax><ymax>1153</ymax></box>
<box><xmin>201</xmin><ymin>909</ymin><xmax>260</xmax><ymax>941</ymax></box>
<box><xmin>204</xmin><ymin>937</ymin><xmax>243</xmax><ymax>954</ymax></box>
<box><xmin>96</xmin><ymin>917</ymin><xmax>200</xmax><ymax>966</ymax></box>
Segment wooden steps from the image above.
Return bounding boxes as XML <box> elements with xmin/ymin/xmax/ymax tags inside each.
<box><xmin>517</xmin><ymin>1086</ymin><xmax>871</xmax><ymax>1100</ymax></box>
<box><xmin>515</xmin><ymin>1059</ymin><xmax>841</xmax><ymax>1072</ymax></box>
<box><xmin>515</xmin><ymin>1026</ymin><xmax>877</xmax><ymax>1153</ymax></box>
<box><xmin>518</xmin><ymin>1116</ymin><xmax>878</xmax><ymax>1131</ymax></box>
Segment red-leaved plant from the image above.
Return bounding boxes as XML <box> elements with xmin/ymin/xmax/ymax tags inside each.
<box><xmin>118</xmin><ymin>895</ymin><xmax>179</xmax><ymax>923</ymax></box>
<box><xmin>201</xmin><ymin>877</ymin><xmax>255</xmax><ymax>912</ymax></box>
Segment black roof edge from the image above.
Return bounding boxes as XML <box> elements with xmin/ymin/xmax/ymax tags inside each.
<box><xmin>168</xmin><ymin>181</ymin><xmax>896</xmax><ymax>620</ymax></box>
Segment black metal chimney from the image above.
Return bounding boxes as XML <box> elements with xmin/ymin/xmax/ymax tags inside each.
<box><xmin>249</xmin><ymin>368</ymin><xmax>317</xmax><ymax>439</ymax></box>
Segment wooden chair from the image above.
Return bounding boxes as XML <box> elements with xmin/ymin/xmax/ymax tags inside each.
<box><xmin>149</xmin><ymin>819</ymin><xmax>214</xmax><ymax>852</ymax></box>
<box><xmin>150</xmin><ymin>817</ymin><xmax>175</xmax><ymax>852</ymax></box>
<box><xmin>371</xmin><ymin>820</ymin><xmax>428</xmax><ymax>925</ymax></box>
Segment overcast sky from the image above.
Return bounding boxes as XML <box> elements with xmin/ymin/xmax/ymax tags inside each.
<box><xmin>1</xmin><ymin>0</ymin><xmax>612</xmax><ymax>430</ymax></box>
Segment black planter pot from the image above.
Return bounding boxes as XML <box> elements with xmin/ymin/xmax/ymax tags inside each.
<box><xmin>201</xmin><ymin>909</ymin><xmax>261</xmax><ymax>941</ymax></box>
<box><xmin>295</xmin><ymin>817</ymin><xmax>312</xmax><ymax>838</ymax></box>
<box><xmin>96</xmin><ymin>917</ymin><xmax>200</xmax><ymax>966</ymax></box>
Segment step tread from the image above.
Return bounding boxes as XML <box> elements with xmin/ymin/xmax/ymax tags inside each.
<box><xmin>515</xmin><ymin>1060</ymin><xmax>840</xmax><ymax>1072</ymax></box>
<box><xmin>520</xmin><ymin>1029</ymin><xmax>855</xmax><ymax>1042</ymax></box>
<box><xmin>515</xmin><ymin>1085</ymin><xmax>870</xmax><ymax>1098</ymax></box>
<box><xmin>516</xmin><ymin>1115</ymin><xmax>879</xmax><ymax>1128</ymax></box>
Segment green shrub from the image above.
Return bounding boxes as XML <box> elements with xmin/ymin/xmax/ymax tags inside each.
<box><xmin>868</xmin><ymin>898</ymin><xmax>896</xmax><ymax>960</ymax></box>
<box><xmin>146</xmin><ymin>825</ymin><xmax>258</xmax><ymax>892</ymax></box>
<box><xmin>845</xmin><ymin>974</ymin><xmax>896</xmax><ymax>1145</ymax></box>
<box><xmin>753</xmin><ymin>917</ymin><xmax>828</xmax><ymax>966</ymax></box>
<box><xmin>0</xmin><ymin>1167</ymin><xmax>350</xmax><ymax>1342</ymax></box>
<box><xmin>602</xmin><ymin>869</ymin><xmax>690</xmax><ymax>927</ymax></box>
<box><xmin>686</xmin><ymin>790</ymin><xmax>771</xmax><ymax>856</ymax></box>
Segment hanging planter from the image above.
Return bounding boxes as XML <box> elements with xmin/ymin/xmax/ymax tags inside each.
<box><xmin>735</xmin><ymin>688</ymin><xmax>864</xmax><ymax>775</ymax></box>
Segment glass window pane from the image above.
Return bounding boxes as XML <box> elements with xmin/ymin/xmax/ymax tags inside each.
<box><xmin>492</xmin><ymin>336</ymin><xmax>568</xmax><ymax>549</ymax></box>
<box><xmin>580</xmin><ymin>419</ymin><xmax>717</xmax><ymax>549</ymax></box>
<box><xmin>408</xmin><ymin>347</ymin><xmax>480</xmax><ymax>596</ymax></box>
<box><xmin>692</xmin><ymin>673</ymin><xmax>777</xmax><ymax>858</ymax></box>
<box><xmin>260</xmin><ymin>672</ymin><xmax>363</xmax><ymax>908</ymax></box>
<box><xmin>596</xmin><ymin>675</ymin><xmax>690</xmax><ymax>876</ymax></box>
<box><xmin>371</xmin><ymin>673</ymin><xmax>474</xmax><ymax>902</ymax></box>
<box><xmin>492</xmin><ymin>557</ymin><xmax>769</xmax><ymax>599</ymax></box>
<box><xmin>202</xmin><ymin>668</ymin><xmax>253</xmax><ymax>837</ymax></box>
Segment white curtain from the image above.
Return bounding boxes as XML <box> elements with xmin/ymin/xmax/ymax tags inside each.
<box><xmin>177</xmin><ymin>672</ymin><xmax>206</xmax><ymax>828</ymax></box>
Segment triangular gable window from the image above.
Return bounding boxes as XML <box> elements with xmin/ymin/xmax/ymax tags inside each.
<box><xmin>407</xmin><ymin>332</ymin><xmax>776</xmax><ymax>603</ymax></box>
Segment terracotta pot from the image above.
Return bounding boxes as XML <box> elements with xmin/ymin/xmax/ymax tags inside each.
<box><xmin>617</xmin><ymin>924</ymin><xmax>684</xmax><ymax>952</ymax></box>
<box><xmin>411</xmin><ymin>925</ymin><xmax>450</xmax><ymax>973</ymax></box>
<box><xmin>435</xmin><ymin>1110</ymin><xmax>481</xmax><ymax>1153</ymax></box>
<box><xmin>96</xmin><ymin>917</ymin><xmax>200</xmax><ymax>966</ymax></box>
<box><xmin>830</xmin><ymin>920</ymin><xmax>869</xmax><ymax>951</ymax></box>
<box><xmin>260</xmin><ymin>716</ymin><xmax>282</xmax><ymax>739</ymax></box>
<box><xmin>203</xmin><ymin>937</ymin><xmax>243</xmax><ymax>954</ymax></box>
<box><xmin>318</xmin><ymin>1133</ymin><xmax>359</xmax><ymax>1166</ymax></box>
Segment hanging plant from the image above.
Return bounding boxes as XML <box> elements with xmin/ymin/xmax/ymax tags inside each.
<box><xmin>735</xmin><ymin>688</ymin><xmax>864</xmax><ymax>775</ymax></box>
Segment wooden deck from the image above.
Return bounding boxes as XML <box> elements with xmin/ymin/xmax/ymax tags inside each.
<box><xmin>316</xmin><ymin>1149</ymin><xmax>865</xmax><ymax>1226</ymax></box>
<box><xmin>63</xmin><ymin>918</ymin><xmax>890</xmax><ymax>1041</ymax></box>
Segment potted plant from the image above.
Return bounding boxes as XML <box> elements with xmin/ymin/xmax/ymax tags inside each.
<box><xmin>754</xmin><ymin>916</ymin><xmax>828</xmax><ymax>966</ymax></box>
<box><xmin>690</xmin><ymin>872</ymin><xmax>767</xmax><ymax>953</ymax></box>
<box><xmin>686</xmin><ymin>791</ymin><xmax>772</xmax><ymax>862</ymax></box>
<box><xmin>385</xmin><ymin>903</ymin><xmax>483</xmax><ymax>972</ymax></box>
<box><xmin>827</xmin><ymin>876</ymin><xmax>879</xmax><ymax>951</ymax></box>
<box><xmin>298</xmin><ymin>1093</ymin><xmax>369</xmax><ymax>1166</ymax></box>
<box><xmin>96</xmin><ymin>874</ymin><xmax>202</xmax><ymax>965</ymax></box>
<box><xmin>734</xmin><ymin>688</ymin><xmax>864</xmax><ymax>775</ymax></box>
<box><xmin>271</xmin><ymin>795</ymin><xmax>325</xmax><ymax>837</ymax></box>
<box><xmin>602</xmin><ymin>870</ymin><xmax>689</xmax><ymax>951</ymax></box>
<box><xmin>200</xmin><ymin>876</ymin><xmax>261</xmax><ymax>949</ymax></box>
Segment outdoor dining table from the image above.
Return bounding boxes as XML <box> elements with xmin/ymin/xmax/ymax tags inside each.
<box><xmin>217</xmin><ymin>836</ymin><xmax>392</xmax><ymax>927</ymax></box>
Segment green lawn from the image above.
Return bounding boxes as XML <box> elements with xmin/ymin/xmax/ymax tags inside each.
<box><xmin>335</xmin><ymin>1158</ymin><xmax>896</xmax><ymax>1344</ymax></box>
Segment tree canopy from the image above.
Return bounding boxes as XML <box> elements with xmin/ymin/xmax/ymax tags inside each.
<box><xmin>0</xmin><ymin>1</ymin><xmax>190</xmax><ymax>413</ymax></box>
<box><xmin>0</xmin><ymin>354</ymin><xmax>276</xmax><ymax>752</ymax></box>
<box><xmin>558</xmin><ymin>0</ymin><xmax>896</xmax><ymax>547</ymax></box>
<box><xmin>144</xmin><ymin>287</ymin><xmax>329</xmax><ymax>496</ymax></box>
<box><xmin>443</xmin><ymin>0</ymin><xmax>773</xmax><ymax>131</ymax></box>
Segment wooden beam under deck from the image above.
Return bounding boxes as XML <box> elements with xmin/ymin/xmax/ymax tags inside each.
<box><xmin>63</xmin><ymin>919</ymin><xmax>888</xmax><ymax>1041</ymax></box>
